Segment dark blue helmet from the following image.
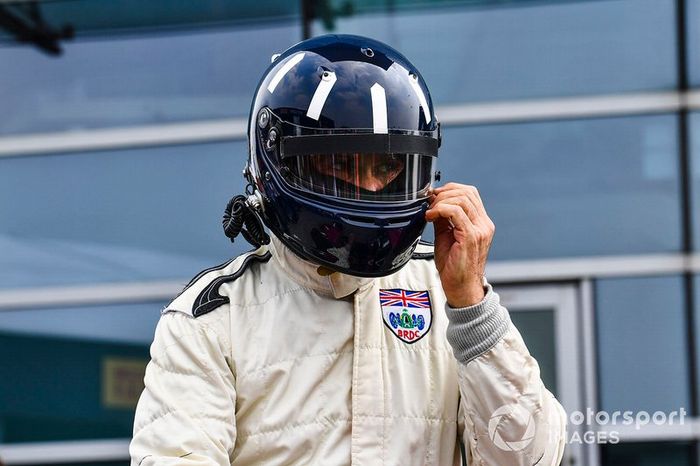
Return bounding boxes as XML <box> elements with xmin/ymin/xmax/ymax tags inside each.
<box><xmin>245</xmin><ymin>34</ymin><xmax>440</xmax><ymax>277</ymax></box>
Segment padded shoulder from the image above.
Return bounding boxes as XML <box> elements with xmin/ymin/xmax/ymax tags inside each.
<box><xmin>165</xmin><ymin>247</ymin><xmax>272</xmax><ymax>318</ymax></box>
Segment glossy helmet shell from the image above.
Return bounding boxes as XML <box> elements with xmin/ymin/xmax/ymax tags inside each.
<box><xmin>247</xmin><ymin>34</ymin><xmax>440</xmax><ymax>277</ymax></box>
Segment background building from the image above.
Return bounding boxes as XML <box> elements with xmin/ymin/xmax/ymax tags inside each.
<box><xmin>0</xmin><ymin>0</ymin><xmax>698</xmax><ymax>464</ymax></box>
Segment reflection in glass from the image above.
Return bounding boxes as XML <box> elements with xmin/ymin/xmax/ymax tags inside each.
<box><xmin>601</xmin><ymin>441</ymin><xmax>693</xmax><ymax>466</ymax></box>
<box><xmin>0</xmin><ymin>302</ymin><xmax>163</xmax><ymax>345</ymax></box>
<box><xmin>689</xmin><ymin>113</ymin><xmax>700</xmax><ymax>249</ymax></box>
<box><xmin>0</xmin><ymin>302</ymin><xmax>165</xmax><ymax>442</ymax></box>
<box><xmin>596</xmin><ymin>276</ymin><xmax>690</xmax><ymax>414</ymax></box>
<box><xmin>0</xmin><ymin>141</ymin><xmax>252</xmax><ymax>288</ymax></box>
<box><xmin>0</xmin><ymin>19</ymin><xmax>298</xmax><ymax>135</ymax></box>
<box><xmin>313</xmin><ymin>0</ymin><xmax>676</xmax><ymax>103</ymax></box>
<box><xmin>509</xmin><ymin>310</ymin><xmax>557</xmax><ymax>396</ymax></box>
<box><xmin>425</xmin><ymin>114</ymin><xmax>681</xmax><ymax>260</ymax></box>
<box><xmin>688</xmin><ymin>0</ymin><xmax>700</xmax><ymax>86</ymax></box>
<box><xmin>691</xmin><ymin>274</ymin><xmax>700</xmax><ymax>411</ymax></box>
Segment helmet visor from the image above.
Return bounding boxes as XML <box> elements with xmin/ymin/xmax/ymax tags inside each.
<box><xmin>281</xmin><ymin>152</ymin><xmax>435</xmax><ymax>202</ymax></box>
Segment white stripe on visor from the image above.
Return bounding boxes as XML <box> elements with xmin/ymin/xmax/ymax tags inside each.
<box><xmin>371</xmin><ymin>83</ymin><xmax>388</xmax><ymax>134</ymax></box>
<box><xmin>306</xmin><ymin>71</ymin><xmax>337</xmax><ymax>120</ymax></box>
<box><xmin>267</xmin><ymin>52</ymin><xmax>305</xmax><ymax>94</ymax></box>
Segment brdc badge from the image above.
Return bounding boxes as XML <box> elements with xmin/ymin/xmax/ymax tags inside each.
<box><xmin>380</xmin><ymin>288</ymin><xmax>432</xmax><ymax>344</ymax></box>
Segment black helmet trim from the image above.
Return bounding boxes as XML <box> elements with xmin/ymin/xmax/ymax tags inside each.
<box><xmin>280</xmin><ymin>133</ymin><xmax>439</xmax><ymax>159</ymax></box>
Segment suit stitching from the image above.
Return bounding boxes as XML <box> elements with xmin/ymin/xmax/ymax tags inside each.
<box><xmin>462</xmin><ymin>351</ymin><xmax>546</xmax><ymax>466</ymax></box>
<box><xmin>134</xmin><ymin>406</ymin><xmax>233</xmax><ymax>431</ymax></box>
<box><xmin>356</xmin><ymin>344</ymin><xmax>452</xmax><ymax>353</ymax></box>
<box><xmin>351</xmin><ymin>293</ymin><xmax>361</xmax><ymax>465</ymax></box>
<box><xmin>425</xmin><ymin>345</ymin><xmax>435</xmax><ymax>466</ymax></box>
<box><xmin>192</xmin><ymin>252</ymin><xmax>272</xmax><ymax>317</ymax></box>
<box><xmin>150</xmin><ymin>321</ymin><xmax>224</xmax><ymax>378</ymax></box>
<box><xmin>237</xmin><ymin>350</ymin><xmax>354</xmax><ymax>377</ymax></box>
<box><xmin>149</xmin><ymin>360</ymin><xmax>214</xmax><ymax>378</ymax></box>
<box><xmin>238</xmin><ymin>415</ymin><xmax>455</xmax><ymax>438</ymax></box>
<box><xmin>229</xmin><ymin>286</ymin><xmax>309</xmax><ymax>308</ymax></box>
<box><xmin>172</xmin><ymin>249</ymin><xmax>262</xmax><ymax>306</ymax></box>
<box><xmin>152</xmin><ymin>314</ymin><xmax>223</xmax><ymax>357</ymax></box>
<box><xmin>238</xmin><ymin>418</ymin><xmax>353</xmax><ymax>439</ymax></box>
<box><xmin>177</xmin><ymin>257</ymin><xmax>238</xmax><ymax>296</ymax></box>
<box><xmin>380</xmin><ymin>312</ymin><xmax>386</xmax><ymax>466</ymax></box>
<box><xmin>353</xmin><ymin>414</ymin><xmax>457</xmax><ymax>422</ymax></box>
<box><xmin>234</xmin><ymin>344</ymin><xmax>451</xmax><ymax>376</ymax></box>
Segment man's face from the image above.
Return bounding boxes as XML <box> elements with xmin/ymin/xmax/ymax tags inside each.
<box><xmin>308</xmin><ymin>153</ymin><xmax>406</xmax><ymax>192</ymax></box>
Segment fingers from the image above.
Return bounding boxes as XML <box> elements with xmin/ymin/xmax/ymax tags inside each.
<box><xmin>432</xmin><ymin>194</ymin><xmax>480</xmax><ymax>224</ymax></box>
<box><xmin>425</xmin><ymin>202</ymin><xmax>472</xmax><ymax>233</ymax></box>
<box><xmin>433</xmin><ymin>183</ymin><xmax>483</xmax><ymax>208</ymax></box>
<box><xmin>429</xmin><ymin>183</ymin><xmax>493</xmax><ymax>232</ymax></box>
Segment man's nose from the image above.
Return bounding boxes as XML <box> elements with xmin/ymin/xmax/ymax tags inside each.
<box><xmin>358</xmin><ymin>166</ymin><xmax>386</xmax><ymax>192</ymax></box>
<box><xmin>360</xmin><ymin>177</ymin><xmax>385</xmax><ymax>191</ymax></box>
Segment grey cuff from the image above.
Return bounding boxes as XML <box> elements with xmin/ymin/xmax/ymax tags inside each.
<box><xmin>445</xmin><ymin>282</ymin><xmax>511</xmax><ymax>365</ymax></box>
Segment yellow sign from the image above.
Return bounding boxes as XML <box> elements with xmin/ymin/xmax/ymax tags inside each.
<box><xmin>102</xmin><ymin>357</ymin><xmax>147</xmax><ymax>409</ymax></box>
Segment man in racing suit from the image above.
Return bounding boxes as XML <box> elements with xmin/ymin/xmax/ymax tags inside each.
<box><xmin>130</xmin><ymin>35</ymin><xmax>567</xmax><ymax>465</ymax></box>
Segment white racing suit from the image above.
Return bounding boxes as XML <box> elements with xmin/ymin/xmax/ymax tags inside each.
<box><xmin>130</xmin><ymin>236</ymin><xmax>566</xmax><ymax>465</ymax></box>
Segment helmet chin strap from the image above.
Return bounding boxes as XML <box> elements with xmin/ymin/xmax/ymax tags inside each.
<box><xmin>222</xmin><ymin>185</ymin><xmax>270</xmax><ymax>248</ymax></box>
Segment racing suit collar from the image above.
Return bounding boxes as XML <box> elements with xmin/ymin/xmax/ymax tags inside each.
<box><xmin>269</xmin><ymin>235</ymin><xmax>373</xmax><ymax>299</ymax></box>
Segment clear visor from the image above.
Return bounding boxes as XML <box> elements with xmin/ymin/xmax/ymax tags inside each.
<box><xmin>282</xmin><ymin>152</ymin><xmax>435</xmax><ymax>202</ymax></box>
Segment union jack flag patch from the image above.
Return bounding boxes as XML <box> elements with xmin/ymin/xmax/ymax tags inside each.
<box><xmin>380</xmin><ymin>289</ymin><xmax>432</xmax><ymax>344</ymax></box>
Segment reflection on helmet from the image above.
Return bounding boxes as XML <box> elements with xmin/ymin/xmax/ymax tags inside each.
<box><xmin>246</xmin><ymin>34</ymin><xmax>440</xmax><ymax>277</ymax></box>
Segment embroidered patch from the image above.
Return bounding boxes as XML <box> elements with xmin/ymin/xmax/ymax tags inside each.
<box><xmin>380</xmin><ymin>288</ymin><xmax>432</xmax><ymax>344</ymax></box>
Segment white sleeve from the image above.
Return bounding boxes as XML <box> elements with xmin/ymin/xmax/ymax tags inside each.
<box><xmin>130</xmin><ymin>310</ymin><xmax>236</xmax><ymax>466</ymax></box>
<box><xmin>446</xmin><ymin>284</ymin><xmax>567</xmax><ymax>466</ymax></box>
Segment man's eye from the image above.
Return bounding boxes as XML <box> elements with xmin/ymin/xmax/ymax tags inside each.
<box><xmin>312</xmin><ymin>157</ymin><xmax>342</xmax><ymax>172</ymax></box>
<box><xmin>378</xmin><ymin>161</ymin><xmax>401</xmax><ymax>174</ymax></box>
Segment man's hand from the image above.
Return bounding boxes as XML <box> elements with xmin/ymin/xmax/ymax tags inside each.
<box><xmin>425</xmin><ymin>183</ymin><xmax>495</xmax><ymax>308</ymax></box>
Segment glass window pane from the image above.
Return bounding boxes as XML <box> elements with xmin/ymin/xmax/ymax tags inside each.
<box><xmin>689</xmin><ymin>0</ymin><xmax>700</xmax><ymax>86</ymax></box>
<box><xmin>313</xmin><ymin>0</ymin><xmax>677</xmax><ymax>104</ymax></box>
<box><xmin>601</xmin><ymin>441</ymin><xmax>693</xmax><ymax>466</ymax></box>
<box><xmin>692</xmin><ymin>275</ymin><xmax>700</xmax><ymax>409</ymax></box>
<box><xmin>424</xmin><ymin>114</ymin><xmax>681</xmax><ymax>260</ymax></box>
<box><xmin>0</xmin><ymin>303</ymin><xmax>161</xmax><ymax>345</ymax></box>
<box><xmin>689</xmin><ymin>112</ymin><xmax>700</xmax><ymax>249</ymax></box>
<box><xmin>0</xmin><ymin>19</ymin><xmax>298</xmax><ymax>135</ymax></box>
<box><xmin>596</xmin><ymin>276</ymin><xmax>690</xmax><ymax>414</ymax></box>
<box><xmin>509</xmin><ymin>310</ymin><xmax>557</xmax><ymax>396</ymax></box>
<box><xmin>0</xmin><ymin>142</ymin><xmax>252</xmax><ymax>288</ymax></box>
<box><xmin>0</xmin><ymin>302</ymin><xmax>162</xmax><ymax>443</ymax></box>
<box><xmin>0</xmin><ymin>0</ymin><xmax>300</xmax><ymax>40</ymax></box>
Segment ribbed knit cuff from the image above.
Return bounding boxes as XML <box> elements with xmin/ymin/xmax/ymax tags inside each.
<box><xmin>445</xmin><ymin>282</ymin><xmax>511</xmax><ymax>364</ymax></box>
